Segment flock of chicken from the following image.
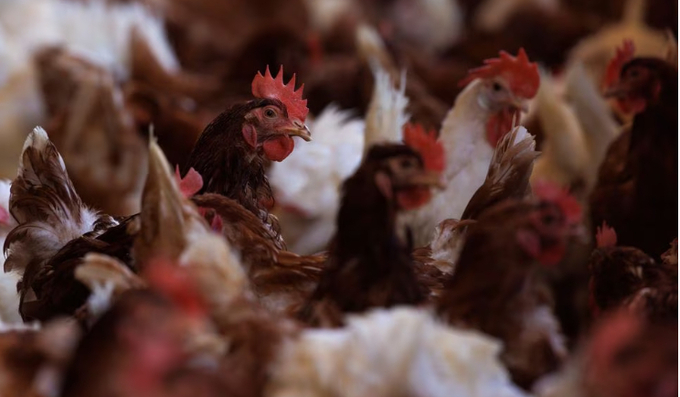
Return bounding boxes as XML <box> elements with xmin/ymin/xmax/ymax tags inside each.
<box><xmin>0</xmin><ymin>0</ymin><xmax>677</xmax><ymax>396</ymax></box>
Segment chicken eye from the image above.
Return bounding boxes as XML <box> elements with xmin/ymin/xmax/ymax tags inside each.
<box><xmin>400</xmin><ymin>158</ymin><xmax>415</xmax><ymax>168</ymax></box>
<box><xmin>264</xmin><ymin>108</ymin><xmax>277</xmax><ymax>118</ymax></box>
<box><xmin>492</xmin><ymin>82</ymin><xmax>502</xmax><ymax>92</ymax></box>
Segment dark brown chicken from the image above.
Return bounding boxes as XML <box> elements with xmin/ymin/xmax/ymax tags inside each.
<box><xmin>300</xmin><ymin>124</ymin><xmax>445</xmax><ymax>326</ymax></box>
<box><xmin>182</xmin><ymin>66</ymin><xmax>312</xmax><ymax>241</ymax></box>
<box><xmin>437</xmin><ymin>182</ymin><xmax>583</xmax><ymax>389</ymax></box>
<box><xmin>589</xmin><ymin>222</ymin><xmax>677</xmax><ymax>317</ymax></box>
<box><xmin>590</xmin><ymin>42</ymin><xmax>678</xmax><ymax>259</ymax></box>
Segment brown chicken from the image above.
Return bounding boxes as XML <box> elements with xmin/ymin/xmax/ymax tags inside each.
<box><xmin>3</xmin><ymin>127</ymin><xmax>138</xmax><ymax>322</ymax></box>
<box><xmin>590</xmin><ymin>40</ymin><xmax>678</xmax><ymax>258</ymax></box>
<box><xmin>299</xmin><ymin>123</ymin><xmax>445</xmax><ymax>326</ymax></box>
<box><xmin>35</xmin><ymin>47</ymin><xmax>147</xmax><ymax>217</ymax></box>
<box><xmin>182</xmin><ymin>66</ymin><xmax>312</xmax><ymax>243</ymax></box>
<box><xmin>437</xmin><ymin>182</ymin><xmax>584</xmax><ymax>389</ymax></box>
<box><xmin>589</xmin><ymin>222</ymin><xmax>677</xmax><ymax>317</ymax></box>
<box><xmin>129</xmin><ymin>138</ymin><xmax>298</xmax><ymax>397</ymax></box>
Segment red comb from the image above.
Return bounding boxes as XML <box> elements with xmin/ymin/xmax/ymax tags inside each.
<box><xmin>532</xmin><ymin>181</ymin><xmax>582</xmax><ymax>225</ymax></box>
<box><xmin>596</xmin><ymin>221</ymin><xmax>617</xmax><ymax>248</ymax></box>
<box><xmin>403</xmin><ymin>123</ymin><xmax>445</xmax><ymax>172</ymax></box>
<box><xmin>252</xmin><ymin>65</ymin><xmax>308</xmax><ymax>123</ymax></box>
<box><xmin>459</xmin><ymin>48</ymin><xmax>540</xmax><ymax>99</ymax></box>
<box><xmin>174</xmin><ymin>166</ymin><xmax>203</xmax><ymax>199</ymax></box>
<box><xmin>603</xmin><ymin>40</ymin><xmax>635</xmax><ymax>90</ymax></box>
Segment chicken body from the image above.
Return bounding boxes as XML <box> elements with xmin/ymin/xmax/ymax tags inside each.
<box><xmin>437</xmin><ymin>194</ymin><xmax>580</xmax><ymax>388</ymax></box>
<box><xmin>590</xmin><ymin>57</ymin><xmax>678</xmax><ymax>258</ymax></box>
<box><xmin>401</xmin><ymin>78</ymin><xmax>532</xmax><ymax>246</ymax></box>
<box><xmin>300</xmin><ymin>143</ymin><xmax>443</xmax><ymax>325</ymax></box>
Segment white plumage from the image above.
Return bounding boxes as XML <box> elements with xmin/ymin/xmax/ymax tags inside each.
<box><xmin>363</xmin><ymin>64</ymin><xmax>409</xmax><ymax>151</ymax></box>
<box><xmin>266</xmin><ymin>307</ymin><xmax>529</xmax><ymax>397</ymax></box>
<box><xmin>400</xmin><ymin>80</ymin><xmax>527</xmax><ymax>247</ymax></box>
<box><xmin>0</xmin><ymin>179</ymin><xmax>21</xmax><ymax>324</ymax></box>
<box><xmin>270</xmin><ymin>106</ymin><xmax>365</xmax><ymax>254</ymax></box>
<box><xmin>530</xmin><ymin>63</ymin><xmax>620</xmax><ymax>196</ymax></box>
<box><xmin>271</xmin><ymin>59</ymin><xmax>409</xmax><ymax>255</ymax></box>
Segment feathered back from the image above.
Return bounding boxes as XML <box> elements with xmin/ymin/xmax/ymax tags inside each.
<box><xmin>429</xmin><ymin>126</ymin><xmax>539</xmax><ymax>267</ymax></box>
<box><xmin>462</xmin><ymin>126</ymin><xmax>539</xmax><ymax>221</ymax></box>
<box><xmin>134</xmin><ymin>138</ymin><xmax>207</xmax><ymax>267</ymax></box>
<box><xmin>4</xmin><ymin>127</ymin><xmax>109</xmax><ymax>277</ymax></box>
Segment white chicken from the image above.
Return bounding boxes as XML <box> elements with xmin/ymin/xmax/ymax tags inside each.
<box><xmin>530</xmin><ymin>63</ymin><xmax>620</xmax><ymax>198</ymax></box>
<box><xmin>266</xmin><ymin>307</ymin><xmax>529</xmax><ymax>397</ymax></box>
<box><xmin>399</xmin><ymin>48</ymin><xmax>541</xmax><ymax>247</ymax></box>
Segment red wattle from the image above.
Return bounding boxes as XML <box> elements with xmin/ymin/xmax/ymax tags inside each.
<box><xmin>485</xmin><ymin>108</ymin><xmax>519</xmax><ymax>147</ymax></box>
<box><xmin>263</xmin><ymin>135</ymin><xmax>295</xmax><ymax>162</ymax></box>
<box><xmin>396</xmin><ymin>187</ymin><xmax>432</xmax><ymax>210</ymax></box>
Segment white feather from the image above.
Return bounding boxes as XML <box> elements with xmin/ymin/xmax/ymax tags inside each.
<box><xmin>399</xmin><ymin>80</ymin><xmax>498</xmax><ymax>246</ymax></box>
<box><xmin>270</xmin><ymin>106</ymin><xmax>364</xmax><ymax>254</ymax></box>
<box><xmin>364</xmin><ymin>64</ymin><xmax>409</xmax><ymax>151</ymax></box>
<box><xmin>266</xmin><ymin>307</ymin><xmax>529</xmax><ymax>397</ymax></box>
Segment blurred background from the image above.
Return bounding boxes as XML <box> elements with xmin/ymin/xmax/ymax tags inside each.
<box><xmin>0</xmin><ymin>0</ymin><xmax>676</xmax><ymax>236</ymax></box>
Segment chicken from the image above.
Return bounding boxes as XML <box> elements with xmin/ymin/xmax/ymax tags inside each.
<box><xmin>270</xmin><ymin>106</ymin><xmax>365</xmax><ymax>255</ymax></box>
<box><xmin>426</xmin><ymin>125</ymin><xmax>539</xmax><ymax>273</ymax></box>
<box><xmin>437</xmin><ymin>183</ymin><xmax>583</xmax><ymax>388</ymax></box>
<box><xmin>59</xmin><ymin>285</ymin><xmax>227</xmax><ymax>397</ymax></box>
<box><xmin>300</xmin><ymin>124</ymin><xmax>445</xmax><ymax>326</ymax></box>
<box><xmin>588</xmin><ymin>222</ymin><xmax>677</xmax><ymax>317</ymax></box>
<box><xmin>566</xmin><ymin>0</ymin><xmax>672</xmax><ymax>87</ymax></box>
<box><xmin>590</xmin><ymin>42</ymin><xmax>678</xmax><ymax>258</ymax></box>
<box><xmin>535</xmin><ymin>306</ymin><xmax>677</xmax><ymax>397</ymax></box>
<box><xmin>356</xmin><ymin>24</ymin><xmax>449</xmax><ymax>130</ymax></box>
<box><xmin>530</xmin><ymin>62</ymin><xmax>620</xmax><ymax>198</ymax></box>
<box><xmin>3</xmin><ymin>127</ymin><xmax>136</xmax><ymax>322</ymax></box>
<box><xmin>0</xmin><ymin>0</ymin><xmax>179</xmax><ymax>179</ymax></box>
<box><xmin>400</xmin><ymin>48</ymin><xmax>541</xmax><ymax>246</ymax></box>
<box><xmin>35</xmin><ymin>47</ymin><xmax>148</xmax><ymax>217</ymax></box>
<box><xmin>127</xmin><ymin>137</ymin><xmax>298</xmax><ymax>397</ymax></box>
<box><xmin>182</xmin><ymin>66</ymin><xmax>312</xmax><ymax>243</ymax></box>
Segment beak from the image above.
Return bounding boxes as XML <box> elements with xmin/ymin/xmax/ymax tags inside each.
<box><xmin>284</xmin><ymin>120</ymin><xmax>312</xmax><ymax>142</ymax></box>
<box><xmin>400</xmin><ymin>170</ymin><xmax>446</xmax><ymax>189</ymax></box>
<box><xmin>510</xmin><ymin>96</ymin><xmax>530</xmax><ymax>113</ymax></box>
